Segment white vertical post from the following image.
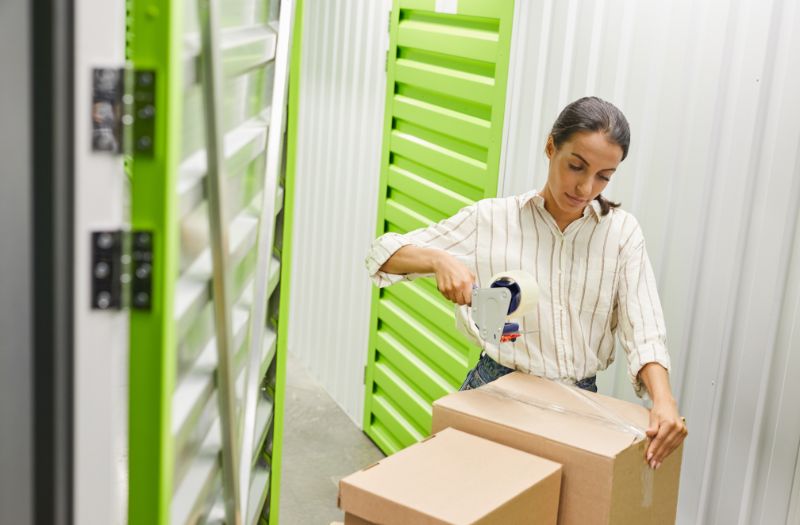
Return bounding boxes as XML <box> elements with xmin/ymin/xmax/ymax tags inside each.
<box><xmin>238</xmin><ymin>0</ymin><xmax>295</xmax><ymax>520</ymax></box>
<box><xmin>72</xmin><ymin>0</ymin><xmax>129</xmax><ymax>523</ymax></box>
<box><xmin>199</xmin><ymin>0</ymin><xmax>242</xmax><ymax>522</ymax></box>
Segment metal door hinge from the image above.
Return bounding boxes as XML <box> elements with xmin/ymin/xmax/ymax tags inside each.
<box><xmin>130</xmin><ymin>231</ymin><xmax>154</xmax><ymax>309</ymax></box>
<box><xmin>91</xmin><ymin>230</ymin><xmax>153</xmax><ymax>311</ymax></box>
<box><xmin>91</xmin><ymin>68</ymin><xmax>125</xmax><ymax>153</ymax></box>
<box><xmin>131</xmin><ymin>70</ymin><xmax>156</xmax><ymax>156</ymax></box>
<box><xmin>91</xmin><ymin>67</ymin><xmax>156</xmax><ymax>156</ymax></box>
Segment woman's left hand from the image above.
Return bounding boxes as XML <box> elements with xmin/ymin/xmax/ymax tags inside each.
<box><xmin>646</xmin><ymin>398</ymin><xmax>687</xmax><ymax>469</ymax></box>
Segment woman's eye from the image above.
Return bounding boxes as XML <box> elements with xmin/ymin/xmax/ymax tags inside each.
<box><xmin>569</xmin><ymin>164</ymin><xmax>583</xmax><ymax>171</ymax></box>
<box><xmin>598</xmin><ymin>175</ymin><xmax>611</xmax><ymax>182</ymax></box>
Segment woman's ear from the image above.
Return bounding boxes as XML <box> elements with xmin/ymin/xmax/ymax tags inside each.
<box><xmin>545</xmin><ymin>136</ymin><xmax>555</xmax><ymax>159</ymax></box>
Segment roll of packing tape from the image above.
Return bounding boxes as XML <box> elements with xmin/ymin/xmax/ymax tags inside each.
<box><xmin>489</xmin><ymin>270</ymin><xmax>539</xmax><ymax>317</ymax></box>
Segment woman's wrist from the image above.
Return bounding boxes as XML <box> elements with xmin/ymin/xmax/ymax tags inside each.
<box><xmin>652</xmin><ymin>394</ymin><xmax>677</xmax><ymax>407</ymax></box>
<box><xmin>429</xmin><ymin>249</ymin><xmax>449</xmax><ymax>273</ymax></box>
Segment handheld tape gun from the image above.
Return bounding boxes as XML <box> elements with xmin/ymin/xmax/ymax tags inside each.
<box><xmin>471</xmin><ymin>271</ymin><xmax>539</xmax><ymax>344</ymax></box>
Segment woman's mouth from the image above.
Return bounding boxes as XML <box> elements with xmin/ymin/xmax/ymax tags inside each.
<box><xmin>565</xmin><ymin>193</ymin><xmax>586</xmax><ymax>206</ymax></box>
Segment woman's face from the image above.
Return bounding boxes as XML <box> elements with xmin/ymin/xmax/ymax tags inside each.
<box><xmin>543</xmin><ymin>131</ymin><xmax>623</xmax><ymax>217</ymax></box>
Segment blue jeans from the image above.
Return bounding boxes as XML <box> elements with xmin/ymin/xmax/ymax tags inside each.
<box><xmin>460</xmin><ymin>353</ymin><xmax>598</xmax><ymax>393</ymax></box>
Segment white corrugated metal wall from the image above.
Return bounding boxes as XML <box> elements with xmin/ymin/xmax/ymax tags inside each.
<box><xmin>288</xmin><ymin>0</ymin><xmax>391</xmax><ymax>423</ymax></box>
<box><xmin>500</xmin><ymin>0</ymin><xmax>800</xmax><ymax>523</ymax></box>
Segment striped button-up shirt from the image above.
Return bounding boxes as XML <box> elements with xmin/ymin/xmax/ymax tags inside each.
<box><xmin>365</xmin><ymin>190</ymin><xmax>671</xmax><ymax>397</ymax></box>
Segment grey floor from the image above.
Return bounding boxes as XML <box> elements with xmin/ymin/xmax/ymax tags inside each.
<box><xmin>279</xmin><ymin>353</ymin><xmax>384</xmax><ymax>525</ymax></box>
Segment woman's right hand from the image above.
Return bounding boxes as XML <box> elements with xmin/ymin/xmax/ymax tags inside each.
<box><xmin>432</xmin><ymin>252</ymin><xmax>476</xmax><ymax>306</ymax></box>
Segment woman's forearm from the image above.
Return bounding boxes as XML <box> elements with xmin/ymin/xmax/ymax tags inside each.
<box><xmin>638</xmin><ymin>362</ymin><xmax>686</xmax><ymax>468</ymax></box>
<box><xmin>381</xmin><ymin>245</ymin><xmax>476</xmax><ymax>305</ymax></box>
<box><xmin>638</xmin><ymin>362</ymin><xmax>675</xmax><ymax>404</ymax></box>
<box><xmin>379</xmin><ymin>245</ymin><xmax>446</xmax><ymax>275</ymax></box>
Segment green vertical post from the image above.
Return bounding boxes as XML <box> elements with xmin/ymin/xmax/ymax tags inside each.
<box><xmin>127</xmin><ymin>0</ymin><xmax>183</xmax><ymax>523</ymax></box>
<box><xmin>268</xmin><ymin>0</ymin><xmax>303</xmax><ymax>523</ymax></box>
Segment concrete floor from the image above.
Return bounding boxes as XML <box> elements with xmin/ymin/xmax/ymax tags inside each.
<box><xmin>279</xmin><ymin>353</ymin><xmax>384</xmax><ymax>525</ymax></box>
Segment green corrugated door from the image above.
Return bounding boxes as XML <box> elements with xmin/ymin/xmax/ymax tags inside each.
<box><xmin>127</xmin><ymin>0</ymin><xmax>296</xmax><ymax>523</ymax></box>
<box><xmin>364</xmin><ymin>0</ymin><xmax>515</xmax><ymax>454</ymax></box>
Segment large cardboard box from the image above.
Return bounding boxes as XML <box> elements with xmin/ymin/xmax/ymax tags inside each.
<box><xmin>432</xmin><ymin>373</ymin><xmax>682</xmax><ymax>525</ymax></box>
<box><xmin>338</xmin><ymin>427</ymin><xmax>562</xmax><ymax>524</ymax></box>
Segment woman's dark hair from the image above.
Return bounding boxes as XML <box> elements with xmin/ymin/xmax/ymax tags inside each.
<box><xmin>549</xmin><ymin>96</ymin><xmax>630</xmax><ymax>215</ymax></box>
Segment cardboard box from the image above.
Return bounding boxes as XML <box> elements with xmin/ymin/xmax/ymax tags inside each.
<box><xmin>432</xmin><ymin>373</ymin><xmax>682</xmax><ymax>525</ymax></box>
<box><xmin>338</xmin><ymin>427</ymin><xmax>562</xmax><ymax>524</ymax></box>
<box><xmin>344</xmin><ymin>514</ymin><xmax>372</xmax><ymax>525</ymax></box>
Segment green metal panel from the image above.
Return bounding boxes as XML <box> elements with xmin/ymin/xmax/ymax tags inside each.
<box><xmin>128</xmin><ymin>0</ymin><xmax>293</xmax><ymax>523</ymax></box>
<box><xmin>128</xmin><ymin>0</ymin><xmax>184</xmax><ymax>522</ymax></box>
<box><xmin>364</xmin><ymin>0</ymin><xmax>515</xmax><ymax>455</ymax></box>
<box><xmin>265</xmin><ymin>1</ymin><xmax>303</xmax><ymax>523</ymax></box>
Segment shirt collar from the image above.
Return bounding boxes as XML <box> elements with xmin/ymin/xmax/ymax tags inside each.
<box><xmin>520</xmin><ymin>190</ymin><xmax>603</xmax><ymax>222</ymax></box>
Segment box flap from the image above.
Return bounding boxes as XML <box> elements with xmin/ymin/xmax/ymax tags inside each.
<box><xmin>339</xmin><ymin>428</ymin><xmax>562</xmax><ymax>525</ymax></box>
<box><xmin>434</xmin><ymin>373</ymin><xmax>649</xmax><ymax>457</ymax></box>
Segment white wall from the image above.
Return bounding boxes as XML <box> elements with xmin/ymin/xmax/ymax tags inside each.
<box><xmin>288</xmin><ymin>0</ymin><xmax>390</xmax><ymax>424</ymax></box>
<box><xmin>500</xmin><ymin>0</ymin><xmax>800</xmax><ymax>523</ymax></box>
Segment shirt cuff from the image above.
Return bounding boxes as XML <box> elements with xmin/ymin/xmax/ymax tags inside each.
<box><xmin>627</xmin><ymin>343</ymin><xmax>672</xmax><ymax>398</ymax></box>
<box><xmin>365</xmin><ymin>233</ymin><xmax>414</xmax><ymax>288</ymax></box>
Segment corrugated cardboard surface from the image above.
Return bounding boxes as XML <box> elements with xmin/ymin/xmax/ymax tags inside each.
<box><xmin>609</xmin><ymin>441</ymin><xmax>682</xmax><ymax>524</ymax></box>
<box><xmin>339</xmin><ymin>427</ymin><xmax>562</xmax><ymax>525</ymax></box>
<box><xmin>432</xmin><ymin>373</ymin><xmax>682</xmax><ymax>525</ymax></box>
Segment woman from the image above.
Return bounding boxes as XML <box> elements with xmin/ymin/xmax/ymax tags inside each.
<box><xmin>365</xmin><ymin>97</ymin><xmax>686</xmax><ymax>469</ymax></box>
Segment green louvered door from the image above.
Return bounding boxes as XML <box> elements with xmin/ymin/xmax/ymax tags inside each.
<box><xmin>363</xmin><ymin>0</ymin><xmax>515</xmax><ymax>454</ymax></box>
<box><xmin>127</xmin><ymin>0</ymin><xmax>296</xmax><ymax>523</ymax></box>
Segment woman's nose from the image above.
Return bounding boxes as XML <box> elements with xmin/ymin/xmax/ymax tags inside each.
<box><xmin>576</xmin><ymin>177</ymin><xmax>592</xmax><ymax>196</ymax></box>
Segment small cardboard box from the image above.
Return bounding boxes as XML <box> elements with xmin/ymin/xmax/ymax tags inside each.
<box><xmin>338</xmin><ymin>427</ymin><xmax>562</xmax><ymax>524</ymax></box>
<box><xmin>432</xmin><ymin>373</ymin><xmax>682</xmax><ymax>525</ymax></box>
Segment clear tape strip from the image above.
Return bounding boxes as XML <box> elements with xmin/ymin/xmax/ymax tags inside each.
<box><xmin>478</xmin><ymin>378</ymin><xmax>655</xmax><ymax>509</ymax></box>
<box><xmin>551</xmin><ymin>380</ymin><xmax>647</xmax><ymax>440</ymax></box>
<box><xmin>479</xmin><ymin>380</ymin><xmax>646</xmax><ymax>440</ymax></box>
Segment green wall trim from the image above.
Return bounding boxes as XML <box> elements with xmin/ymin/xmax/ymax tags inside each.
<box><xmin>364</xmin><ymin>0</ymin><xmax>515</xmax><ymax>455</ymax></box>
<box><xmin>268</xmin><ymin>0</ymin><xmax>304</xmax><ymax>523</ymax></box>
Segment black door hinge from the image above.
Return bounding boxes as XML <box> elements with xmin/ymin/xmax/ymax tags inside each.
<box><xmin>91</xmin><ymin>67</ymin><xmax>156</xmax><ymax>157</ymax></box>
<box><xmin>91</xmin><ymin>230</ymin><xmax>153</xmax><ymax>311</ymax></box>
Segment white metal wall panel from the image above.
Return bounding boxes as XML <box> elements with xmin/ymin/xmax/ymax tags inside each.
<box><xmin>500</xmin><ymin>0</ymin><xmax>800</xmax><ymax>523</ymax></box>
<box><xmin>289</xmin><ymin>0</ymin><xmax>390</xmax><ymax>424</ymax></box>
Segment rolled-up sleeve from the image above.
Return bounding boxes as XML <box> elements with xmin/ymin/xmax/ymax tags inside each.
<box><xmin>616</xmin><ymin>224</ymin><xmax>671</xmax><ymax>398</ymax></box>
<box><xmin>365</xmin><ymin>204</ymin><xmax>478</xmax><ymax>288</ymax></box>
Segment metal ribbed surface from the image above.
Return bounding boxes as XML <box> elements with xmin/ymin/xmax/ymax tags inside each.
<box><xmin>500</xmin><ymin>0</ymin><xmax>800</xmax><ymax>522</ymax></box>
<box><xmin>287</xmin><ymin>0</ymin><xmax>390</xmax><ymax>424</ymax></box>
<box><xmin>362</xmin><ymin>0</ymin><xmax>515</xmax><ymax>455</ymax></box>
<box><xmin>168</xmin><ymin>1</ymin><xmax>284</xmax><ymax>523</ymax></box>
